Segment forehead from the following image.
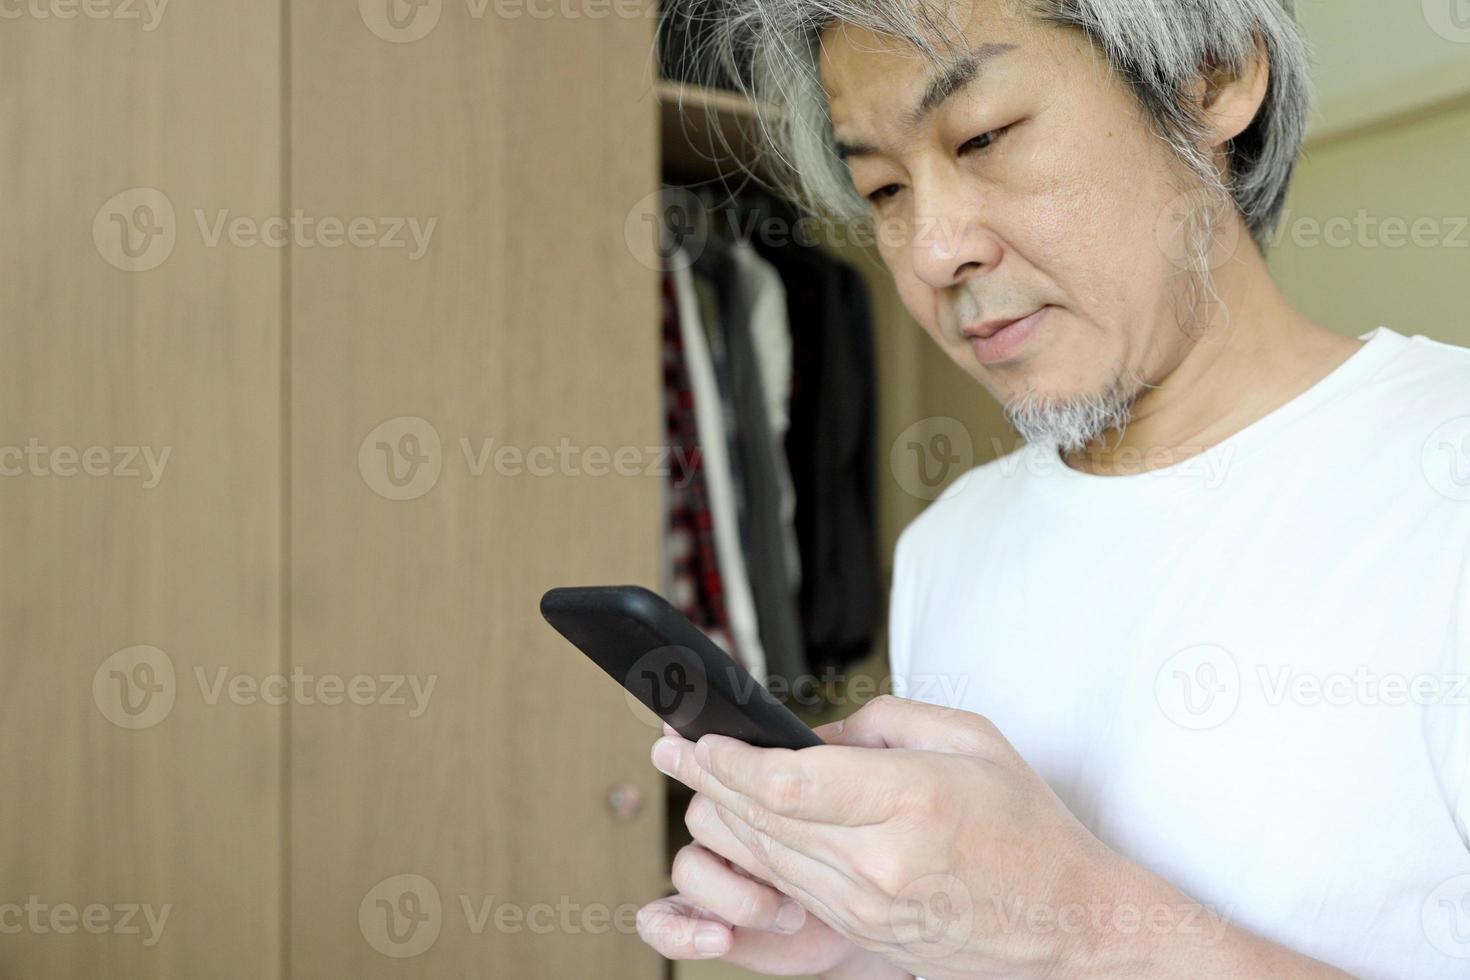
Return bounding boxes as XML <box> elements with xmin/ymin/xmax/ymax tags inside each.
<box><xmin>818</xmin><ymin>0</ymin><xmax>1036</xmax><ymax>110</ymax></box>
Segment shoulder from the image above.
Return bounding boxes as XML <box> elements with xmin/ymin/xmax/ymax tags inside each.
<box><xmin>1357</xmin><ymin>329</ymin><xmax>1470</xmax><ymax>418</ymax></box>
<box><xmin>894</xmin><ymin>444</ymin><xmax>1034</xmax><ymax>566</ymax></box>
<box><xmin>1338</xmin><ymin>330</ymin><xmax>1470</xmax><ymax>484</ymax></box>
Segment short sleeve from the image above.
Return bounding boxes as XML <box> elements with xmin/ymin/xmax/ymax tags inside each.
<box><xmin>887</xmin><ymin>526</ymin><xmax>916</xmax><ymax>698</ymax></box>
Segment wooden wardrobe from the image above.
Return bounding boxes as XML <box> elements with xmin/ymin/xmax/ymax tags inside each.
<box><xmin>0</xmin><ymin>7</ymin><xmax>1007</xmax><ymax>979</ymax></box>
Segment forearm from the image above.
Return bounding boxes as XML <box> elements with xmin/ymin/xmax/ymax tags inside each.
<box><xmin>1067</xmin><ymin>864</ymin><xmax>1357</xmax><ymax>980</ymax></box>
<box><xmin>819</xmin><ymin>946</ymin><xmax>912</xmax><ymax>980</ymax></box>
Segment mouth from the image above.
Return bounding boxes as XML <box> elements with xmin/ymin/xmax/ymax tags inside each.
<box><xmin>960</xmin><ymin>306</ymin><xmax>1051</xmax><ymax>366</ymax></box>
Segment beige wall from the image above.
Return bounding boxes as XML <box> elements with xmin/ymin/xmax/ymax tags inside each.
<box><xmin>1271</xmin><ymin>97</ymin><xmax>1470</xmax><ymax>349</ymax></box>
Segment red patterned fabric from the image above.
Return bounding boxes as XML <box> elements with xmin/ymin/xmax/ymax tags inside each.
<box><xmin>662</xmin><ymin>272</ymin><xmax>742</xmax><ymax>666</ymax></box>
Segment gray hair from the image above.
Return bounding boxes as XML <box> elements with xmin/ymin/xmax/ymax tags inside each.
<box><xmin>677</xmin><ymin>0</ymin><xmax>1312</xmax><ymax>253</ymax></box>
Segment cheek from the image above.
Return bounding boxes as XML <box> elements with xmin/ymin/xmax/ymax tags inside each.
<box><xmin>1005</xmin><ymin>124</ymin><xmax>1180</xmax><ymax>332</ymax></box>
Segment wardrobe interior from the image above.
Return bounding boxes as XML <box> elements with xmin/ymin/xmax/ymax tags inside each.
<box><xmin>650</xmin><ymin>58</ymin><xmax>1015</xmax><ymax>887</ymax></box>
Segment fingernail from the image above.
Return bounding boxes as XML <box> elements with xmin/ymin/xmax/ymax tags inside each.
<box><xmin>693</xmin><ymin>924</ymin><xmax>728</xmax><ymax>955</ymax></box>
<box><xmin>651</xmin><ymin>738</ymin><xmax>679</xmax><ymax>776</ymax></box>
<box><xmin>775</xmin><ymin>900</ymin><xmax>804</xmax><ymax>933</ymax></box>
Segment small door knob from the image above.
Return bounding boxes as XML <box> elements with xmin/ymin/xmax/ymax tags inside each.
<box><xmin>607</xmin><ymin>783</ymin><xmax>644</xmax><ymax>820</ymax></box>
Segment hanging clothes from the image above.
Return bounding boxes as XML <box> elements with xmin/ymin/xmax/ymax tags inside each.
<box><xmin>754</xmin><ymin>230</ymin><xmax>882</xmax><ymax>674</ymax></box>
<box><xmin>661</xmin><ymin>271</ymin><xmax>737</xmax><ymax>661</ymax></box>
<box><xmin>668</xmin><ymin>244</ymin><xmax>768</xmax><ymax>685</ymax></box>
<box><xmin>693</xmin><ymin>234</ymin><xmax>806</xmax><ymax>690</ymax></box>
<box><xmin>730</xmin><ymin>239</ymin><xmax>801</xmax><ymax>591</ymax></box>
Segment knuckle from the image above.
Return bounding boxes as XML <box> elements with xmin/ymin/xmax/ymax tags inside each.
<box><xmin>684</xmin><ymin>793</ymin><xmax>717</xmax><ymax>838</ymax></box>
<box><xmin>669</xmin><ymin>845</ymin><xmax>702</xmax><ymax>893</ymax></box>
<box><xmin>730</xmin><ymin>886</ymin><xmax>770</xmax><ymax>927</ymax></box>
<box><xmin>967</xmin><ymin>710</ymin><xmax>1000</xmax><ymax>739</ymax></box>
<box><xmin>863</xmin><ymin>693</ymin><xmax>900</xmax><ymax>717</ymax></box>
<box><xmin>764</xmin><ymin>768</ymin><xmax>806</xmax><ymax>814</ymax></box>
<box><xmin>853</xmin><ymin>852</ymin><xmax>908</xmax><ymax>896</ymax></box>
<box><xmin>848</xmin><ymin>892</ymin><xmax>893</xmax><ymax>943</ymax></box>
<box><xmin>905</xmin><ymin>782</ymin><xmax>953</xmax><ymax>823</ymax></box>
<box><xmin>635</xmin><ymin>902</ymin><xmax>676</xmax><ymax>944</ymax></box>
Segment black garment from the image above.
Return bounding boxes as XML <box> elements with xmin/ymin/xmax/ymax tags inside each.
<box><xmin>753</xmin><ymin>229</ymin><xmax>881</xmax><ymax>674</ymax></box>
<box><xmin>693</xmin><ymin>236</ymin><xmax>806</xmax><ymax>688</ymax></box>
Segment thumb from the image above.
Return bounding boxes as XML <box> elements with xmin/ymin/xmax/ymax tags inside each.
<box><xmin>831</xmin><ymin>694</ymin><xmax>1003</xmax><ymax>756</ymax></box>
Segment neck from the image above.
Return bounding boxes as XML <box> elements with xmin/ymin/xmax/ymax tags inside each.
<box><xmin>1063</xmin><ymin>233</ymin><xmax>1364</xmax><ymax>476</ymax></box>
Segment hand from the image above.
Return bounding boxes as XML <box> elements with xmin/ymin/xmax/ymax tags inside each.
<box><xmin>641</xmin><ymin>695</ymin><xmax>1168</xmax><ymax>980</ymax></box>
<box><xmin>636</xmin><ymin>720</ymin><xmax>909</xmax><ymax>979</ymax></box>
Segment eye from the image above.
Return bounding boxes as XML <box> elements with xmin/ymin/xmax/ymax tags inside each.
<box><xmin>865</xmin><ymin>183</ymin><xmax>903</xmax><ymax>205</ymax></box>
<box><xmin>959</xmin><ymin>125</ymin><xmax>1011</xmax><ymax>154</ymax></box>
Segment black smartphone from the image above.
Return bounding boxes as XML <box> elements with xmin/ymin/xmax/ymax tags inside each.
<box><xmin>540</xmin><ymin>585</ymin><xmax>823</xmax><ymax>750</ymax></box>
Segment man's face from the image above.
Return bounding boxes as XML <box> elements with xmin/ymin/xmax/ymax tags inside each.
<box><xmin>820</xmin><ymin>0</ymin><xmax>1209</xmax><ymax>413</ymax></box>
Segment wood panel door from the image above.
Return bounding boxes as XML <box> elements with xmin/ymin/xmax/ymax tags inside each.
<box><xmin>0</xmin><ymin>7</ymin><xmax>285</xmax><ymax>978</ymax></box>
<box><xmin>286</xmin><ymin>3</ymin><xmax>666</xmax><ymax>977</ymax></box>
<box><xmin>1</xmin><ymin>4</ymin><xmax>665</xmax><ymax>977</ymax></box>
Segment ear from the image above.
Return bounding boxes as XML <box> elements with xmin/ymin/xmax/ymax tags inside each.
<box><xmin>1192</xmin><ymin>33</ymin><xmax>1271</xmax><ymax>150</ymax></box>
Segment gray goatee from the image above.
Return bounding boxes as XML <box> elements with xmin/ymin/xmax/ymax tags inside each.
<box><xmin>1003</xmin><ymin>374</ymin><xmax>1144</xmax><ymax>455</ymax></box>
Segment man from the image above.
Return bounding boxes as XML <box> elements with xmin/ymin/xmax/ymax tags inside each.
<box><xmin>637</xmin><ymin>1</ymin><xmax>1470</xmax><ymax>977</ymax></box>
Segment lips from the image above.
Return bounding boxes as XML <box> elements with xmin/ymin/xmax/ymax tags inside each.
<box><xmin>963</xmin><ymin>306</ymin><xmax>1051</xmax><ymax>365</ymax></box>
<box><xmin>960</xmin><ymin>310</ymin><xmax>1040</xmax><ymax>340</ymax></box>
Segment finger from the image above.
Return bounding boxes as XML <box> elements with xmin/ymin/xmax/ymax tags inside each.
<box><xmin>670</xmin><ymin>843</ymin><xmax>807</xmax><ymax>934</ymax></box>
<box><xmin>686</xmin><ymin>791</ymin><xmax>857</xmax><ymax>902</ymax></box>
<box><xmin>709</xmin><ymin>801</ymin><xmax>863</xmax><ymax>939</ymax></box>
<box><xmin>662</xmin><ymin>722</ymin><xmax>678</xmax><ymax>738</ymax></box>
<box><xmin>671</xmin><ymin>733</ymin><xmax>905</xmax><ymax>826</ymax></box>
<box><xmin>812</xmin><ymin>715</ymin><xmax>887</xmax><ymax>748</ymax></box>
<box><xmin>635</xmin><ymin>897</ymin><xmax>733</xmax><ymax>960</ymax></box>
<box><xmin>837</xmin><ymin>694</ymin><xmax>1009</xmax><ymax>758</ymax></box>
<box><xmin>685</xmin><ymin>791</ymin><xmax>775</xmax><ymax>884</ymax></box>
<box><xmin>685</xmin><ymin>795</ymin><xmax>886</xmax><ymax>963</ymax></box>
<box><xmin>637</xmin><ymin>892</ymin><xmax>855</xmax><ymax>977</ymax></box>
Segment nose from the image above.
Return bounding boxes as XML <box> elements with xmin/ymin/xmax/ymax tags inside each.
<box><xmin>905</xmin><ymin>179</ymin><xmax>1003</xmax><ymax>291</ymax></box>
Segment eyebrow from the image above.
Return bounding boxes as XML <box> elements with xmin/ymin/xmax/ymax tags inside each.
<box><xmin>833</xmin><ymin>42</ymin><xmax>1018</xmax><ymax>161</ymax></box>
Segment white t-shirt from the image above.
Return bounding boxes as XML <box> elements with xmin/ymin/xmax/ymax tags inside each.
<box><xmin>888</xmin><ymin>327</ymin><xmax>1470</xmax><ymax>979</ymax></box>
